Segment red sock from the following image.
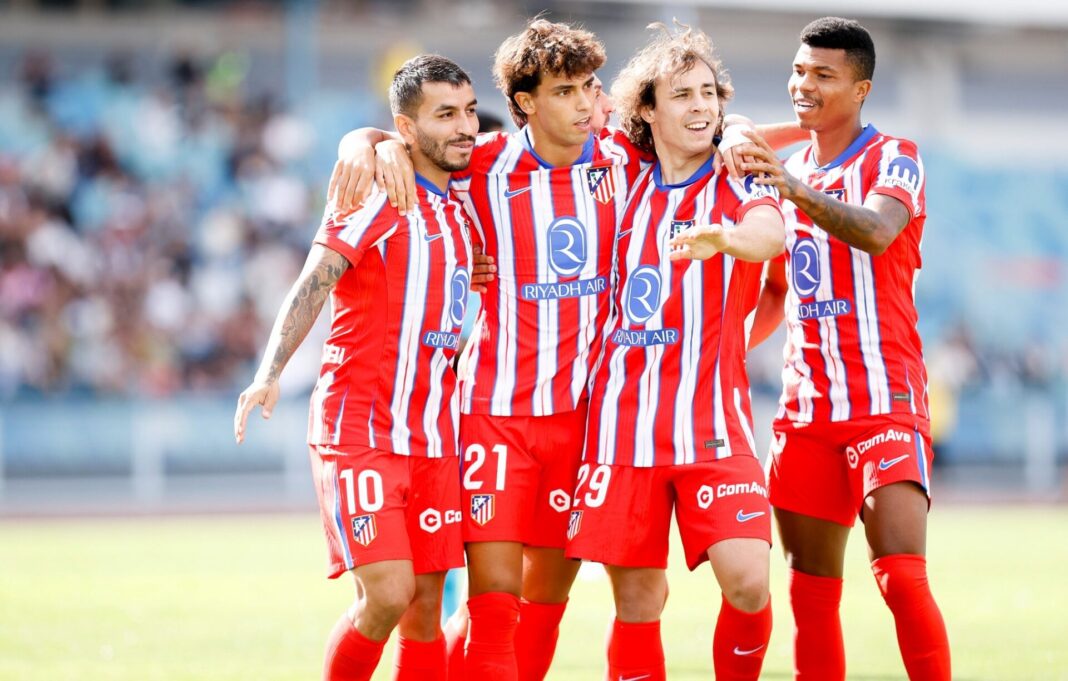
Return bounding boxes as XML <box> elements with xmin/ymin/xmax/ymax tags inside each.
<box><xmin>606</xmin><ymin>619</ymin><xmax>666</xmax><ymax>681</ymax></box>
<box><xmin>443</xmin><ymin>613</ymin><xmax>467</xmax><ymax>681</ymax></box>
<box><xmin>393</xmin><ymin>635</ymin><xmax>445</xmax><ymax>681</ymax></box>
<box><xmin>713</xmin><ymin>594</ymin><xmax>772</xmax><ymax>681</ymax></box>
<box><xmin>515</xmin><ymin>599</ymin><xmax>567</xmax><ymax>681</ymax></box>
<box><xmin>323</xmin><ymin>613</ymin><xmax>386</xmax><ymax>681</ymax></box>
<box><xmin>872</xmin><ymin>554</ymin><xmax>951</xmax><ymax>681</ymax></box>
<box><xmin>789</xmin><ymin>569</ymin><xmax>845</xmax><ymax>681</ymax></box>
<box><xmin>466</xmin><ymin>592</ymin><xmax>520</xmax><ymax>681</ymax></box>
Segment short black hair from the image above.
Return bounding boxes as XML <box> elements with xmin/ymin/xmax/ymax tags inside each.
<box><xmin>389</xmin><ymin>54</ymin><xmax>471</xmax><ymax>117</ymax></box>
<box><xmin>800</xmin><ymin>17</ymin><xmax>875</xmax><ymax>81</ymax></box>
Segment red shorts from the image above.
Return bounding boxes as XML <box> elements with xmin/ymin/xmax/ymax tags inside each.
<box><xmin>309</xmin><ymin>445</ymin><xmax>464</xmax><ymax>578</ymax></box>
<box><xmin>459</xmin><ymin>405</ymin><xmax>586</xmax><ymax>548</ymax></box>
<box><xmin>767</xmin><ymin>413</ymin><xmax>934</xmax><ymax>527</ymax></box>
<box><xmin>565</xmin><ymin>456</ymin><xmax>772</xmax><ymax>571</ymax></box>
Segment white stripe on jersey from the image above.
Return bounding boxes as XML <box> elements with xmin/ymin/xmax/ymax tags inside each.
<box><xmin>570</xmin><ymin>167</ymin><xmax>599</xmax><ymax>407</ymax></box>
<box><xmin>484</xmin><ymin>143</ymin><xmax>524</xmax><ymax>415</ymax></box>
<box><xmin>388</xmin><ymin>210</ymin><xmax>430</xmax><ymax>455</ymax></box>
<box><xmin>712</xmin><ymin>249</ymin><xmax>735</xmax><ymax>459</ymax></box>
<box><xmin>532</xmin><ymin>169</ymin><xmax>558</xmax><ymax>415</ymax></box>
<box><xmin>337</xmin><ymin>192</ymin><xmax>396</xmax><ymax>249</ymax></box>
<box><xmin>734</xmin><ymin>387</ymin><xmax>756</xmax><ymax>455</ymax></box>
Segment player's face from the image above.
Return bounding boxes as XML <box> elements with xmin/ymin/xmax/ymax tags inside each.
<box><xmin>590</xmin><ymin>75</ymin><xmax>615</xmax><ymax>133</ymax></box>
<box><xmin>788</xmin><ymin>45</ymin><xmax>871</xmax><ymax>132</ymax></box>
<box><xmin>520</xmin><ymin>72</ymin><xmax>596</xmax><ymax>148</ymax></box>
<box><xmin>409</xmin><ymin>81</ymin><xmax>479</xmax><ymax>173</ymax></box>
<box><xmin>644</xmin><ymin>60</ymin><xmax>721</xmax><ymax>160</ymax></box>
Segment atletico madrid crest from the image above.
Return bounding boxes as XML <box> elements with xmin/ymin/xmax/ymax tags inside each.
<box><xmin>471</xmin><ymin>494</ymin><xmax>495</xmax><ymax>526</ymax></box>
<box><xmin>566</xmin><ymin>510</ymin><xmax>583</xmax><ymax>540</ymax></box>
<box><xmin>586</xmin><ymin>166</ymin><xmax>616</xmax><ymax>204</ymax></box>
<box><xmin>351</xmin><ymin>514</ymin><xmax>377</xmax><ymax>547</ymax></box>
<box><xmin>670</xmin><ymin>220</ymin><xmax>695</xmax><ymax>240</ymax></box>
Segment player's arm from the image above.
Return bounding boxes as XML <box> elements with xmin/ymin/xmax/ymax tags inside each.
<box><xmin>234</xmin><ymin>245</ymin><xmax>350</xmax><ymax>443</ymax></box>
<box><xmin>719</xmin><ymin>117</ymin><xmax>807</xmax><ymax>179</ymax></box>
<box><xmin>739</xmin><ymin>130</ymin><xmax>909</xmax><ymax>255</ymax></box>
<box><xmin>748</xmin><ymin>257</ymin><xmax>787</xmax><ymax>350</ymax></box>
<box><xmin>669</xmin><ymin>204</ymin><xmax>785</xmax><ymax>264</ymax></box>
<box><xmin>329</xmin><ymin>127</ymin><xmax>416</xmax><ymax>216</ymax></box>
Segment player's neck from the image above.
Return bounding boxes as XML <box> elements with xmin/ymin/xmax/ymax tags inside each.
<box><xmin>412</xmin><ymin>159</ymin><xmax>450</xmax><ymax>194</ymax></box>
<box><xmin>810</xmin><ymin>120</ymin><xmax>865</xmax><ymax>168</ymax></box>
<box><xmin>527</xmin><ymin>123</ymin><xmax>587</xmax><ymax>167</ymax></box>
<box><xmin>655</xmin><ymin>146</ymin><xmax>713</xmax><ymax>186</ymax></box>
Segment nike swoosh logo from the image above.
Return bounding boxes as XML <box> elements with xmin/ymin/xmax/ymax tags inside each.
<box><xmin>618</xmin><ymin>675</ymin><xmax>651</xmax><ymax>681</ymax></box>
<box><xmin>504</xmin><ymin>186</ymin><xmax>531</xmax><ymax>199</ymax></box>
<box><xmin>736</xmin><ymin>510</ymin><xmax>766</xmax><ymax>523</ymax></box>
<box><xmin>423</xmin><ymin>233</ymin><xmax>444</xmax><ymax>242</ymax></box>
<box><xmin>878</xmin><ymin>454</ymin><xmax>909</xmax><ymax>471</ymax></box>
<box><xmin>733</xmin><ymin>644</ymin><xmax>765</xmax><ymax>656</ymax></box>
<box><xmin>616</xmin><ymin>229</ymin><xmax>632</xmax><ymax>240</ymax></box>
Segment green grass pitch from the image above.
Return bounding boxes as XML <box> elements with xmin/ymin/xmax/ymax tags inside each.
<box><xmin>2</xmin><ymin>506</ymin><xmax>1066</xmax><ymax>680</ymax></box>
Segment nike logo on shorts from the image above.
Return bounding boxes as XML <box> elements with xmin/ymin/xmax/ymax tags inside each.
<box><xmin>504</xmin><ymin>186</ymin><xmax>531</xmax><ymax>199</ymax></box>
<box><xmin>736</xmin><ymin>510</ymin><xmax>765</xmax><ymax>523</ymax></box>
<box><xmin>878</xmin><ymin>454</ymin><xmax>909</xmax><ymax>471</ymax></box>
<box><xmin>733</xmin><ymin>644</ymin><xmax>765</xmax><ymax>656</ymax></box>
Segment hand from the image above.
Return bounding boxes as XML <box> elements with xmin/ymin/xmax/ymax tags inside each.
<box><xmin>234</xmin><ymin>380</ymin><xmax>280</xmax><ymax>444</ymax></box>
<box><xmin>738</xmin><ymin>130</ymin><xmax>803</xmax><ymax>199</ymax></box>
<box><xmin>718</xmin><ymin>123</ymin><xmax>759</xmax><ymax>180</ymax></box>
<box><xmin>470</xmin><ymin>246</ymin><xmax>496</xmax><ymax>293</ymax></box>
<box><xmin>669</xmin><ymin>223</ymin><xmax>732</xmax><ymax>261</ymax></box>
<box><xmin>327</xmin><ymin>146</ymin><xmax>376</xmax><ymax>216</ymax></box>
<box><xmin>375</xmin><ymin>140</ymin><xmax>417</xmax><ymax>215</ymax></box>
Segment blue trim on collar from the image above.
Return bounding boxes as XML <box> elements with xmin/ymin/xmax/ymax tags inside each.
<box><xmin>415</xmin><ymin>172</ymin><xmax>448</xmax><ymax>197</ymax></box>
<box><xmin>653</xmin><ymin>154</ymin><xmax>717</xmax><ymax>189</ymax></box>
<box><xmin>812</xmin><ymin>124</ymin><xmax>878</xmax><ymax>171</ymax></box>
<box><xmin>521</xmin><ymin>125</ymin><xmax>595</xmax><ymax>168</ymax></box>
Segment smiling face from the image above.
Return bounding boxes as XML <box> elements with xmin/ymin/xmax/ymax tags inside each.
<box><xmin>516</xmin><ymin>71</ymin><xmax>597</xmax><ymax>150</ymax></box>
<box><xmin>397</xmin><ymin>81</ymin><xmax>479</xmax><ymax>174</ymax></box>
<box><xmin>788</xmin><ymin>44</ymin><xmax>870</xmax><ymax>133</ymax></box>
<box><xmin>643</xmin><ymin>60</ymin><xmax>721</xmax><ymax>163</ymax></box>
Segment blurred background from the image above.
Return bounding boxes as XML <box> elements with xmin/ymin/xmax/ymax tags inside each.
<box><xmin>1</xmin><ymin>0</ymin><xmax>1065</xmax><ymax>514</ymax></box>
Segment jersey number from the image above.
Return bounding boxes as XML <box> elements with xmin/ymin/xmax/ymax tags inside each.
<box><xmin>463</xmin><ymin>444</ymin><xmax>507</xmax><ymax>491</ymax></box>
<box><xmin>574</xmin><ymin>463</ymin><xmax>611</xmax><ymax>508</ymax></box>
<box><xmin>339</xmin><ymin>469</ymin><xmax>384</xmax><ymax>513</ymax></box>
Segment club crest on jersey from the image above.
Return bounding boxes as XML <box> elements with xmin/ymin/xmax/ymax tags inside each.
<box><xmin>566</xmin><ymin>510</ymin><xmax>583</xmax><ymax>540</ymax></box>
<box><xmin>823</xmin><ymin>188</ymin><xmax>845</xmax><ymax>201</ymax></box>
<box><xmin>351</xmin><ymin>514</ymin><xmax>377</xmax><ymax>547</ymax></box>
<box><xmin>547</xmin><ymin>216</ymin><xmax>588</xmax><ymax>277</ymax></box>
<box><xmin>881</xmin><ymin>155</ymin><xmax>921</xmax><ymax>196</ymax></box>
<box><xmin>623</xmin><ymin>265</ymin><xmax>662</xmax><ymax>324</ymax></box>
<box><xmin>670</xmin><ymin>220</ymin><xmax>694</xmax><ymax>240</ymax></box>
<box><xmin>586</xmin><ymin>166</ymin><xmax>616</xmax><ymax>204</ymax></box>
<box><xmin>791</xmin><ymin>238</ymin><xmax>821</xmax><ymax>298</ymax></box>
<box><xmin>470</xmin><ymin>494</ymin><xmax>495</xmax><ymax>526</ymax></box>
<box><xmin>450</xmin><ymin>267</ymin><xmax>470</xmax><ymax>326</ymax></box>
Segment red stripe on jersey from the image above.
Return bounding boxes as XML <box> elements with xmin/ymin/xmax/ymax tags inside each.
<box><xmin>309</xmin><ymin>183</ymin><xmax>472</xmax><ymax>457</ymax></box>
<box><xmin>588</xmin><ymin>158</ymin><xmax>780</xmax><ymax>467</ymax></box>
<box><xmin>456</xmin><ymin>127</ymin><xmax>648</xmax><ymax>417</ymax></box>
<box><xmin>776</xmin><ymin>127</ymin><xmax>928</xmax><ymax>426</ymax></box>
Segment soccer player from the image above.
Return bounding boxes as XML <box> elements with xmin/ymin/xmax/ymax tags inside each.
<box><xmin>330</xmin><ymin>19</ymin><xmax>648</xmax><ymax>680</ymax></box>
<box><xmin>233</xmin><ymin>55</ymin><xmax>477</xmax><ymax>681</ymax></box>
<box><xmin>564</xmin><ymin>24</ymin><xmax>785</xmax><ymax>681</ymax></box>
<box><xmin>737</xmin><ymin>17</ymin><xmax>951</xmax><ymax>680</ymax></box>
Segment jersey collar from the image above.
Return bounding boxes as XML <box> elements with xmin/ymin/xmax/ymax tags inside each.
<box><xmin>653</xmin><ymin>153</ymin><xmax>717</xmax><ymax>190</ymax></box>
<box><xmin>414</xmin><ymin>172</ymin><xmax>448</xmax><ymax>198</ymax></box>
<box><xmin>521</xmin><ymin>125</ymin><xmax>595</xmax><ymax>168</ymax></box>
<box><xmin>810</xmin><ymin>124</ymin><xmax>878</xmax><ymax>172</ymax></box>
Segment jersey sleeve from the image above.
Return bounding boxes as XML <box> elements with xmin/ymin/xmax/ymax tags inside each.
<box><xmin>868</xmin><ymin>138</ymin><xmax>925</xmax><ymax>219</ymax></box>
<box><xmin>450</xmin><ymin>131</ymin><xmax>509</xmax><ymax>195</ymax></box>
<box><xmin>725</xmin><ymin>173</ymin><xmax>782</xmax><ymax>224</ymax></box>
<box><xmin>313</xmin><ymin>192</ymin><xmax>399</xmax><ymax>266</ymax></box>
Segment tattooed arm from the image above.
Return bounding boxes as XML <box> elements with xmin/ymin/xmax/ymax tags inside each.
<box><xmin>234</xmin><ymin>245</ymin><xmax>350</xmax><ymax>443</ymax></box>
<box><xmin>737</xmin><ymin>130</ymin><xmax>910</xmax><ymax>255</ymax></box>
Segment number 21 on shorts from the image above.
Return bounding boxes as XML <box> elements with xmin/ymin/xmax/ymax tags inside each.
<box><xmin>463</xmin><ymin>443</ymin><xmax>507</xmax><ymax>491</ymax></box>
<box><xmin>573</xmin><ymin>463</ymin><xmax>611</xmax><ymax>507</ymax></box>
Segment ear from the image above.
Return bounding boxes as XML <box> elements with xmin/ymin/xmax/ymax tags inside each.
<box><xmin>639</xmin><ymin>103</ymin><xmax>655</xmax><ymax>125</ymax></box>
<box><xmin>394</xmin><ymin>113</ymin><xmax>417</xmax><ymax>147</ymax></box>
<box><xmin>514</xmin><ymin>91</ymin><xmax>536</xmax><ymax>117</ymax></box>
<box><xmin>854</xmin><ymin>79</ymin><xmax>872</xmax><ymax>104</ymax></box>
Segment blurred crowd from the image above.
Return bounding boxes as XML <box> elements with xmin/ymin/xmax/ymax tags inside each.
<box><xmin>0</xmin><ymin>51</ymin><xmax>320</xmax><ymax>398</ymax></box>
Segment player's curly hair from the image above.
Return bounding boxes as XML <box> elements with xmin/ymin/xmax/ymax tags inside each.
<box><xmin>612</xmin><ymin>22</ymin><xmax>733</xmax><ymax>154</ymax></box>
<box><xmin>492</xmin><ymin>18</ymin><xmax>607</xmax><ymax>127</ymax></box>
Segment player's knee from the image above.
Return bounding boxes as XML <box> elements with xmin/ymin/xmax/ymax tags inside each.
<box><xmin>720</xmin><ymin>570</ymin><xmax>770</xmax><ymax>613</ymax></box>
<box><xmin>612</xmin><ymin>573</ymin><xmax>668</xmax><ymax>622</ymax></box>
<box><xmin>364</xmin><ymin>572</ymin><xmax>417</xmax><ymax>624</ymax></box>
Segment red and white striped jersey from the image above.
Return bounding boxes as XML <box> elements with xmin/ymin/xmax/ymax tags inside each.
<box><xmin>776</xmin><ymin>124</ymin><xmax>929</xmax><ymax>426</ymax></box>
<box><xmin>454</xmin><ymin>126</ymin><xmax>647</xmax><ymax>417</ymax></box>
<box><xmin>587</xmin><ymin>157</ymin><xmax>781</xmax><ymax>467</ymax></box>
<box><xmin>308</xmin><ymin>175</ymin><xmax>473</xmax><ymax>457</ymax></box>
